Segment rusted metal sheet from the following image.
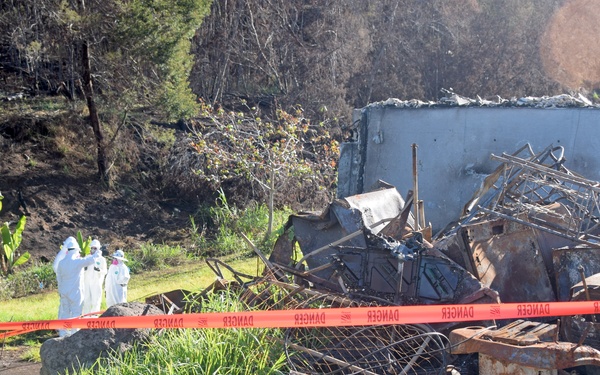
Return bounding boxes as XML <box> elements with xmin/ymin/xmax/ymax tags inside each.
<box><xmin>458</xmin><ymin>217</ymin><xmax>556</xmax><ymax>303</ymax></box>
<box><xmin>560</xmin><ymin>273</ymin><xmax>600</xmax><ymax>348</ymax></box>
<box><xmin>530</xmin><ymin>202</ymin><xmax>579</xmax><ymax>281</ymax></box>
<box><xmin>552</xmin><ymin>247</ymin><xmax>600</xmax><ymax>302</ymax></box>
<box><xmin>478</xmin><ymin>353</ymin><xmax>557</xmax><ymax>375</ymax></box>
<box><xmin>482</xmin><ymin>319</ymin><xmax>557</xmax><ymax>346</ymax></box>
<box><xmin>561</xmin><ymin>315</ymin><xmax>600</xmax><ymax>350</ymax></box>
<box><xmin>145</xmin><ymin>289</ymin><xmax>194</xmax><ymax>314</ymax></box>
<box><xmin>450</xmin><ymin>325</ymin><xmax>600</xmax><ymax>369</ymax></box>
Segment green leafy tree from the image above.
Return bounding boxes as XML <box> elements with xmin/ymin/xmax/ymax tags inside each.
<box><xmin>0</xmin><ymin>0</ymin><xmax>211</xmax><ymax>184</ymax></box>
<box><xmin>113</xmin><ymin>0</ymin><xmax>211</xmax><ymax>121</ymax></box>
<box><xmin>190</xmin><ymin>101</ymin><xmax>338</xmax><ymax>237</ymax></box>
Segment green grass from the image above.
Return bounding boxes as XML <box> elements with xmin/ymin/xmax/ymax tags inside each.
<box><xmin>127</xmin><ymin>256</ymin><xmax>263</xmax><ymax>303</ymax></box>
<box><xmin>20</xmin><ymin>342</ymin><xmax>42</xmax><ymax>362</ymax></box>
<box><xmin>0</xmin><ymin>256</ymin><xmax>264</xmax><ymax>324</ymax></box>
<box><xmin>77</xmin><ymin>291</ymin><xmax>288</xmax><ymax>375</ymax></box>
<box><xmin>0</xmin><ymin>292</ymin><xmax>59</xmax><ymax>322</ymax></box>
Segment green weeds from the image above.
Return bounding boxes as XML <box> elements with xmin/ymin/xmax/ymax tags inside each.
<box><xmin>128</xmin><ymin>243</ymin><xmax>189</xmax><ymax>273</ymax></box>
<box><xmin>78</xmin><ymin>291</ymin><xmax>288</xmax><ymax>374</ymax></box>
<box><xmin>20</xmin><ymin>342</ymin><xmax>42</xmax><ymax>362</ymax></box>
<box><xmin>0</xmin><ymin>263</ymin><xmax>56</xmax><ymax>300</ymax></box>
<box><xmin>193</xmin><ymin>198</ymin><xmax>292</xmax><ymax>258</ymax></box>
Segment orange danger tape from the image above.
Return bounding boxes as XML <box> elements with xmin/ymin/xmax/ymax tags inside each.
<box><xmin>1</xmin><ymin>301</ymin><xmax>598</xmax><ymax>333</ymax></box>
<box><xmin>0</xmin><ymin>328</ymin><xmax>37</xmax><ymax>340</ymax></box>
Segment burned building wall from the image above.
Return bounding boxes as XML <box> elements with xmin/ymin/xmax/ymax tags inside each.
<box><xmin>338</xmin><ymin>99</ymin><xmax>600</xmax><ymax>232</ymax></box>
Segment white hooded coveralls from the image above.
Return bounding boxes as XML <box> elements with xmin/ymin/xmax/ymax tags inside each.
<box><xmin>56</xmin><ymin>248</ymin><xmax>98</xmax><ymax>337</ymax></box>
<box><xmin>52</xmin><ymin>237</ymin><xmax>73</xmax><ymax>273</ymax></box>
<box><xmin>82</xmin><ymin>250</ymin><xmax>107</xmax><ymax>314</ymax></box>
<box><xmin>105</xmin><ymin>259</ymin><xmax>130</xmax><ymax>307</ymax></box>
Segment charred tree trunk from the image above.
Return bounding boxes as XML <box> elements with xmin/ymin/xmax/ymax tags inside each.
<box><xmin>81</xmin><ymin>40</ymin><xmax>110</xmax><ymax>185</ymax></box>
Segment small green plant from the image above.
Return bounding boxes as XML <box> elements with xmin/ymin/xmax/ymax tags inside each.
<box><xmin>27</xmin><ymin>157</ymin><xmax>37</xmax><ymax>167</ymax></box>
<box><xmin>21</xmin><ymin>348</ymin><xmax>41</xmax><ymax>362</ymax></box>
<box><xmin>1</xmin><ymin>214</ymin><xmax>30</xmax><ymax>275</ymax></box>
<box><xmin>21</xmin><ymin>344</ymin><xmax>42</xmax><ymax>362</ymax></box>
<box><xmin>146</xmin><ymin>122</ymin><xmax>176</xmax><ymax>147</ymax></box>
<box><xmin>188</xmin><ymin>215</ymin><xmax>207</xmax><ymax>252</ymax></box>
<box><xmin>77</xmin><ymin>230</ymin><xmax>92</xmax><ymax>256</ymax></box>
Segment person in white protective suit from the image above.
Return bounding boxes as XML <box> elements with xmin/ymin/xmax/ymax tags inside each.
<box><xmin>82</xmin><ymin>239</ymin><xmax>107</xmax><ymax>315</ymax></box>
<box><xmin>52</xmin><ymin>236</ymin><xmax>73</xmax><ymax>273</ymax></box>
<box><xmin>56</xmin><ymin>237</ymin><xmax>101</xmax><ymax>337</ymax></box>
<box><xmin>105</xmin><ymin>249</ymin><xmax>130</xmax><ymax>307</ymax></box>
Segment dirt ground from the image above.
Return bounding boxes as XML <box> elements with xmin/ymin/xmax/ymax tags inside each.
<box><xmin>0</xmin><ymin>346</ymin><xmax>41</xmax><ymax>375</ymax></box>
<box><xmin>0</xmin><ymin>140</ymin><xmax>195</xmax><ymax>264</ymax></box>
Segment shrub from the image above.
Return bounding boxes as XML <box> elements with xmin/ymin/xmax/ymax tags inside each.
<box><xmin>192</xmin><ymin>198</ymin><xmax>292</xmax><ymax>258</ymax></box>
<box><xmin>0</xmin><ymin>263</ymin><xmax>56</xmax><ymax>300</ymax></box>
<box><xmin>0</xmin><ymin>277</ymin><xmax>10</xmax><ymax>300</ymax></box>
<box><xmin>128</xmin><ymin>243</ymin><xmax>190</xmax><ymax>273</ymax></box>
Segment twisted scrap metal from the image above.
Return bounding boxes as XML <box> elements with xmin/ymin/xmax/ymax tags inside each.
<box><xmin>457</xmin><ymin>143</ymin><xmax>600</xmax><ymax>247</ymax></box>
<box><xmin>234</xmin><ymin>273</ymin><xmax>450</xmax><ymax>375</ymax></box>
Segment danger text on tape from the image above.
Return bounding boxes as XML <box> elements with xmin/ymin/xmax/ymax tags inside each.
<box><xmin>1</xmin><ymin>301</ymin><xmax>599</xmax><ymax>336</ymax></box>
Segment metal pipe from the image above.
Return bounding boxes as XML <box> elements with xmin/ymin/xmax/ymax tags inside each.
<box><xmin>412</xmin><ymin>143</ymin><xmax>420</xmax><ymax>231</ymax></box>
<box><xmin>578</xmin><ymin>265</ymin><xmax>596</xmax><ymax>323</ymax></box>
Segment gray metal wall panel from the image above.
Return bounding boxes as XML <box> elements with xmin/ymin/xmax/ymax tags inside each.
<box><xmin>339</xmin><ymin>106</ymin><xmax>600</xmax><ymax>232</ymax></box>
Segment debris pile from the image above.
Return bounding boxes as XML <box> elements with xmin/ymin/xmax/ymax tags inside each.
<box><xmin>151</xmin><ymin>143</ymin><xmax>600</xmax><ymax>374</ymax></box>
<box><xmin>375</xmin><ymin>91</ymin><xmax>598</xmax><ymax>109</ymax></box>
